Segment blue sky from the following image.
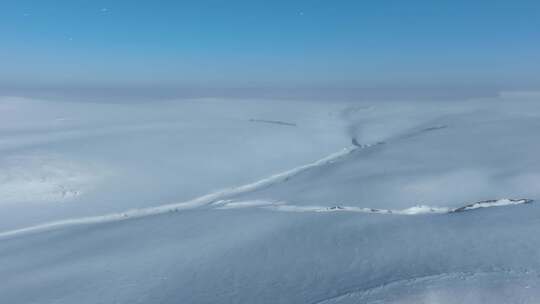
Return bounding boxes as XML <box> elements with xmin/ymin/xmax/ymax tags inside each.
<box><xmin>1</xmin><ymin>0</ymin><xmax>539</xmax><ymax>92</ymax></box>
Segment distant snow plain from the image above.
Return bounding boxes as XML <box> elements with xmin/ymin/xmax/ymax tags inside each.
<box><xmin>1</xmin><ymin>94</ymin><xmax>540</xmax><ymax>303</ymax></box>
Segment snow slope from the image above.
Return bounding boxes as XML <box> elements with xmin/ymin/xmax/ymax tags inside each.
<box><xmin>1</xmin><ymin>94</ymin><xmax>540</xmax><ymax>303</ymax></box>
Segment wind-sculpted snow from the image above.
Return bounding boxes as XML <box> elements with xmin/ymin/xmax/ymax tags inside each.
<box><xmin>214</xmin><ymin>198</ymin><xmax>533</xmax><ymax>215</ymax></box>
<box><xmin>316</xmin><ymin>270</ymin><xmax>540</xmax><ymax>304</ymax></box>
<box><xmin>3</xmin><ymin>96</ymin><xmax>540</xmax><ymax>304</ymax></box>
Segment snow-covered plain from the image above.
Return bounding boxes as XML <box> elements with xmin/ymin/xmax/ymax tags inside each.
<box><xmin>1</xmin><ymin>94</ymin><xmax>540</xmax><ymax>303</ymax></box>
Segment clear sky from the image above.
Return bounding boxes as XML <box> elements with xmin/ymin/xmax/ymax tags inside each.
<box><xmin>1</xmin><ymin>0</ymin><xmax>539</xmax><ymax>94</ymax></box>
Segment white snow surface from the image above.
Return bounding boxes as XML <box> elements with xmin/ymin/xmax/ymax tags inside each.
<box><xmin>0</xmin><ymin>153</ymin><xmax>103</xmax><ymax>205</ymax></box>
<box><xmin>1</xmin><ymin>95</ymin><xmax>540</xmax><ymax>303</ymax></box>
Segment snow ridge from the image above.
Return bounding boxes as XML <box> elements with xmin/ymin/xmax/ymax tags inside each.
<box><xmin>0</xmin><ymin>145</ymin><xmax>365</xmax><ymax>239</ymax></box>
<box><xmin>0</xmin><ymin>129</ymin><xmax>532</xmax><ymax>240</ymax></box>
<box><xmin>452</xmin><ymin>198</ymin><xmax>533</xmax><ymax>212</ymax></box>
<box><xmin>215</xmin><ymin>198</ymin><xmax>533</xmax><ymax>215</ymax></box>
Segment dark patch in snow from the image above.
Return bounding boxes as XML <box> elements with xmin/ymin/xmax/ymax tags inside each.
<box><xmin>351</xmin><ymin>138</ymin><xmax>385</xmax><ymax>148</ymax></box>
<box><xmin>421</xmin><ymin>125</ymin><xmax>448</xmax><ymax>132</ymax></box>
<box><xmin>451</xmin><ymin>198</ymin><xmax>533</xmax><ymax>213</ymax></box>
<box><xmin>249</xmin><ymin>119</ymin><xmax>297</xmax><ymax>127</ymax></box>
<box><xmin>327</xmin><ymin>206</ymin><xmax>346</xmax><ymax>211</ymax></box>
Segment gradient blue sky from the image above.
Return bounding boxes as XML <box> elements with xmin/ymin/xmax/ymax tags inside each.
<box><xmin>1</xmin><ymin>0</ymin><xmax>539</xmax><ymax>91</ymax></box>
